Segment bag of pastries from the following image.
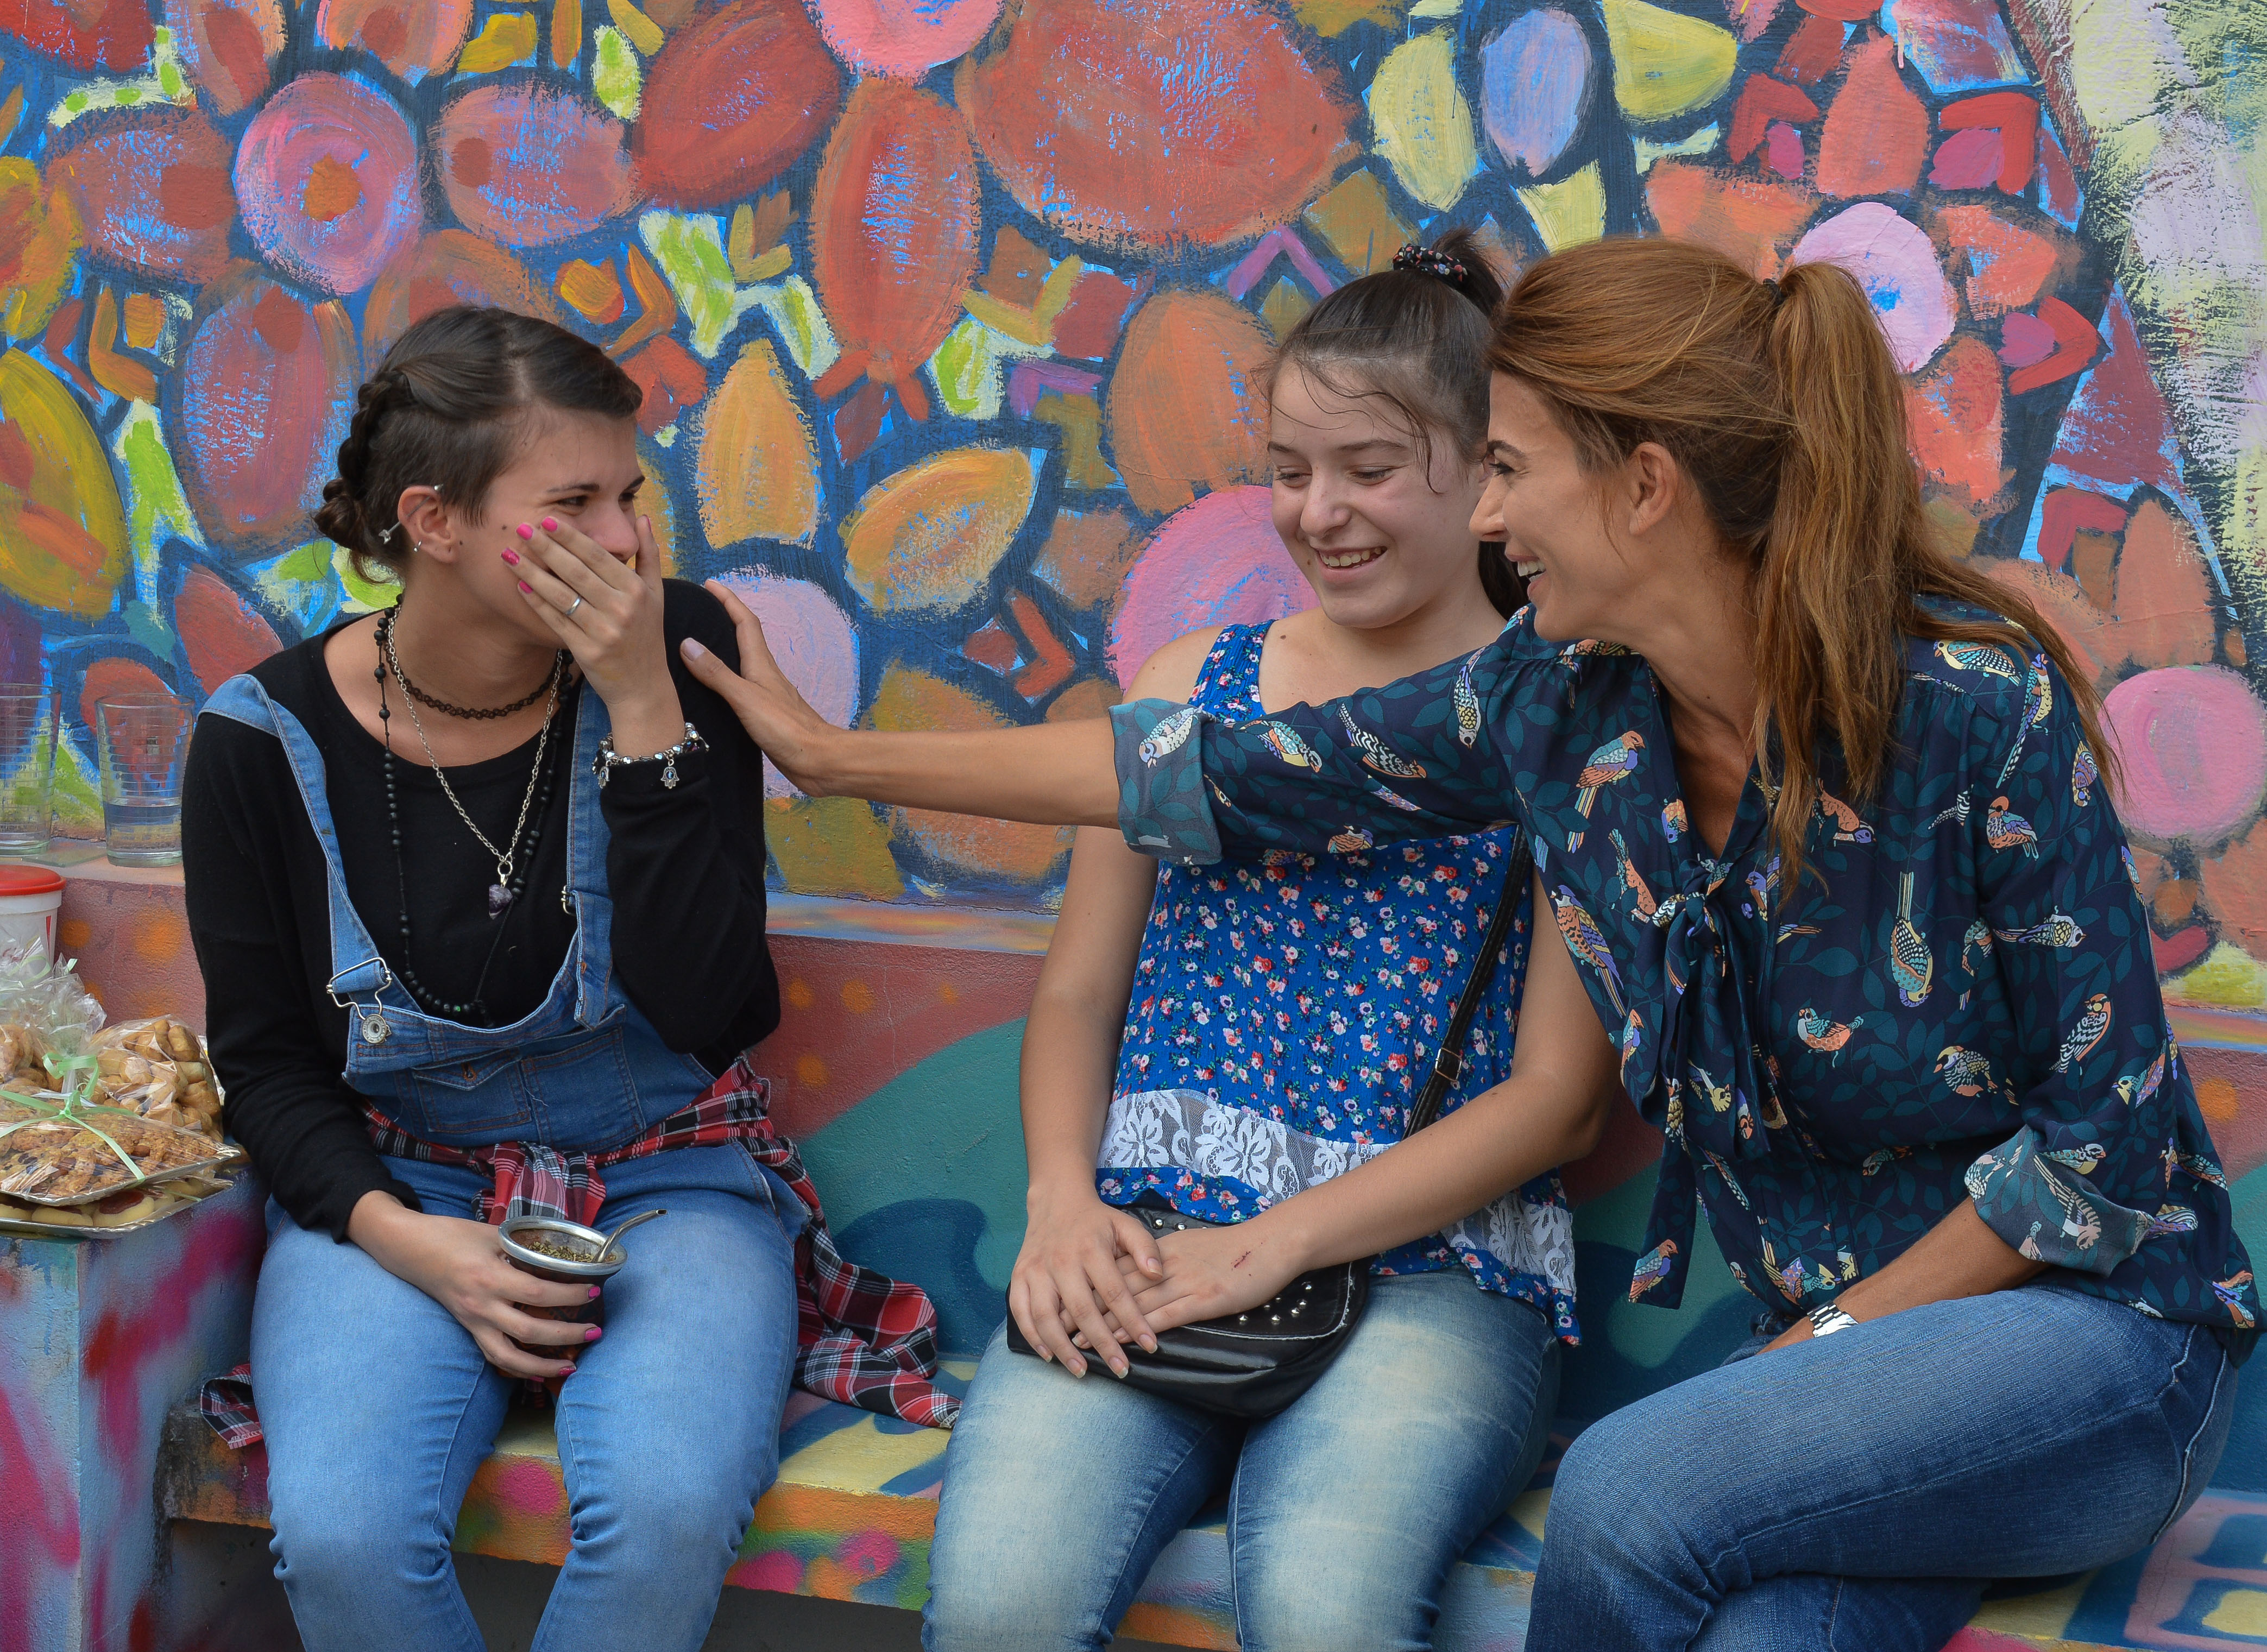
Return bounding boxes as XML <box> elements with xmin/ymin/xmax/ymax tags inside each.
<box><xmin>0</xmin><ymin>1084</ymin><xmax>235</xmax><ymax>1206</ymax></box>
<box><xmin>93</xmin><ymin>1017</ymin><xmax>224</xmax><ymax>1139</ymax></box>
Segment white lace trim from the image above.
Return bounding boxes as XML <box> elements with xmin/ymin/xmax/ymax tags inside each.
<box><xmin>1099</xmin><ymin>1087</ymin><xmax>1578</xmax><ymax>1303</ymax></box>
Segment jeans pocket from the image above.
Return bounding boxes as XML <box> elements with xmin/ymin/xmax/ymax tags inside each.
<box><xmin>2148</xmin><ymin>1329</ymin><xmax>2238</xmax><ymax>1546</ymax></box>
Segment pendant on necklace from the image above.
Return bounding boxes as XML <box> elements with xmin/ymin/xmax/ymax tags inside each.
<box><xmin>487</xmin><ymin>882</ymin><xmax>514</xmax><ymax>917</ymax></box>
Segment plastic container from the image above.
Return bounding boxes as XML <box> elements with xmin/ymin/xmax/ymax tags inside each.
<box><xmin>0</xmin><ymin>866</ymin><xmax>65</xmax><ymax>963</ymax></box>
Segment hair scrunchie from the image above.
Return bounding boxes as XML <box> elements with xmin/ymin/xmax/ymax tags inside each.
<box><xmin>1391</xmin><ymin>243</ymin><xmax>1469</xmax><ymax>285</ymax></box>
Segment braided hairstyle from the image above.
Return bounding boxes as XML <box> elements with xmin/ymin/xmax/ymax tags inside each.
<box><xmin>314</xmin><ymin>306</ymin><xmax>642</xmax><ymax>583</ymax></box>
<box><xmin>1265</xmin><ymin>228</ymin><xmax>1522</xmax><ymax>616</ymax></box>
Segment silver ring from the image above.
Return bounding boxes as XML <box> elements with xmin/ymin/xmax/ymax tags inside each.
<box><xmin>564</xmin><ymin>596</ymin><xmax>583</xmax><ymax>618</ymax></box>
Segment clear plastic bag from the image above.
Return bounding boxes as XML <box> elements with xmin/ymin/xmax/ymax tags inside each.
<box><xmin>94</xmin><ymin>1017</ymin><xmax>224</xmax><ymax>1140</ymax></box>
<box><xmin>0</xmin><ymin>1085</ymin><xmax>237</xmax><ymax>1205</ymax></box>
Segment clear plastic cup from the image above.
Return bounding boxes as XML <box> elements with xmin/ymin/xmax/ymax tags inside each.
<box><xmin>0</xmin><ymin>685</ymin><xmax>56</xmax><ymax>857</ymax></box>
<box><xmin>96</xmin><ymin>695</ymin><xmax>191</xmax><ymax>867</ymax></box>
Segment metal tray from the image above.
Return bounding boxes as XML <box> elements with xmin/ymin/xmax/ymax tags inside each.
<box><xmin>0</xmin><ymin>1174</ymin><xmax>243</xmax><ymax>1240</ymax></box>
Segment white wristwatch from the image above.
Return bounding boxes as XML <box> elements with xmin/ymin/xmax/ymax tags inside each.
<box><xmin>1807</xmin><ymin>1302</ymin><xmax>1860</xmax><ymax>1338</ymax></box>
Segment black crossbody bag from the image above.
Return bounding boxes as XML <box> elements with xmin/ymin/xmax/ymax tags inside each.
<box><xmin>1008</xmin><ymin>833</ymin><xmax>1535</xmax><ymax>1418</ymax></box>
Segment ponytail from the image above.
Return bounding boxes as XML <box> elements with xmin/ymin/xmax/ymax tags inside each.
<box><xmin>1493</xmin><ymin>238</ymin><xmax>2115</xmax><ymax>887</ymax></box>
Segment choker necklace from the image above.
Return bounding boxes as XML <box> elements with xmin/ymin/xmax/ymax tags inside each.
<box><xmin>373</xmin><ymin>617</ymin><xmax>564</xmax><ymax>1020</ymax></box>
<box><xmin>377</xmin><ymin>606</ymin><xmax>569</xmax><ymax>720</ymax></box>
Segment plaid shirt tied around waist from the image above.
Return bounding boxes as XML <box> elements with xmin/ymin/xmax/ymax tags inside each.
<box><xmin>201</xmin><ymin>1055</ymin><xmax>959</xmax><ymax>1445</ymax></box>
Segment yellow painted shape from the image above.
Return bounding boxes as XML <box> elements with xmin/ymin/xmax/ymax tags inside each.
<box><xmin>696</xmin><ymin>338</ymin><xmax>817</xmax><ymax>548</ymax></box>
<box><xmin>839</xmin><ymin>447</ymin><xmax>1037</xmax><ymax>613</ymax></box>
<box><xmin>458</xmin><ymin>12</ymin><xmax>538</xmax><ymax>70</ymax></box>
<box><xmin>1305</xmin><ymin>168</ymin><xmax>1410</xmax><ymax>276</ymax></box>
<box><xmin>765</xmin><ymin>796</ymin><xmax>905</xmax><ymax>898</ymax></box>
<box><xmin>1601</xmin><ymin>0</ymin><xmax>1737</xmax><ymax>123</ymax></box>
<box><xmin>0</xmin><ymin>350</ymin><xmax>129</xmax><ymax>619</ymax></box>
<box><xmin>867</xmin><ymin>665</ymin><xmax>1074</xmax><ymax>880</ymax></box>
<box><xmin>776</xmin><ymin>1409</ymin><xmax>950</xmax><ymax>1495</ymax></box>
<box><xmin>606</xmin><ymin>0</ymin><xmax>665</xmax><ymax>53</ymax></box>
<box><xmin>1295</xmin><ymin>0</ymin><xmax>1402</xmax><ymax>35</ymax></box>
<box><xmin>1508</xmin><ymin>1485</ymin><xmax>1551</xmax><ymax>1540</ymax></box>
<box><xmin>2170</xmin><ymin>941</ymin><xmax>2267</xmax><ymax>1009</ymax></box>
<box><xmin>1260</xmin><ymin>275</ymin><xmax>1312</xmax><ymax>341</ymax></box>
<box><xmin>1517</xmin><ymin>162</ymin><xmax>1607</xmax><ymax>252</ymax></box>
<box><xmin>1966</xmin><ymin>1573</ymin><xmax>2086</xmax><ymax>1636</ymax></box>
<box><xmin>556</xmin><ymin>257</ymin><xmax>625</xmax><ymax>323</ymax></box>
<box><xmin>2205</xmin><ymin>1588</ymin><xmax>2267</xmax><ymax>1636</ymax></box>
<box><xmin>121</xmin><ymin>292</ymin><xmax>166</xmax><ymax>350</ymax></box>
<box><xmin>1368</xmin><ymin>31</ymin><xmax>1478</xmax><ymax>210</ymax></box>
<box><xmin>0</xmin><ymin>161</ymin><xmax>81</xmax><ymax>342</ymax></box>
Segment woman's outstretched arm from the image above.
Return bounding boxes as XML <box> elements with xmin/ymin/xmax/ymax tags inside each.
<box><xmin>678</xmin><ymin>579</ymin><xmax>1120</xmax><ymax>827</ymax></box>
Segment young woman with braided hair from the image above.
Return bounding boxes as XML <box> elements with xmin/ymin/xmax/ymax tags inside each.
<box><xmin>683</xmin><ymin>238</ymin><xmax>2251</xmax><ymax>1650</ymax></box>
<box><xmin>182</xmin><ymin>306</ymin><xmax>948</xmax><ymax>1652</ymax></box>
<box><xmin>918</xmin><ymin>235</ymin><xmax>1620</xmax><ymax>1652</ymax></box>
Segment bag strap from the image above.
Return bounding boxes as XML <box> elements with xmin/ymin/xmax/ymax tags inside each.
<box><xmin>1405</xmin><ymin>829</ymin><xmax>1536</xmax><ymax>1137</ymax></box>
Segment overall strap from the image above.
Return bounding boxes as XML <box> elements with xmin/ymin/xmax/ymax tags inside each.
<box><xmin>1406</xmin><ymin>829</ymin><xmax>1535</xmax><ymax>1136</ymax></box>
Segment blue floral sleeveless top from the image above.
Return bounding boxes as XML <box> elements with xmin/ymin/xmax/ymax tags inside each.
<box><xmin>1097</xmin><ymin>625</ymin><xmax>1579</xmax><ymax>1339</ymax></box>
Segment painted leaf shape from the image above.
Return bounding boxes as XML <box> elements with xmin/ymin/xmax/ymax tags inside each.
<box><xmin>165</xmin><ymin>0</ymin><xmax>286</xmax><ymax>115</ymax></box>
<box><xmin>696</xmin><ymin>339</ymin><xmax>818</xmax><ymax>548</ymax></box>
<box><xmin>176</xmin><ymin>565</ymin><xmax>285</xmax><ymax>694</ymax></box>
<box><xmin>867</xmin><ymin>664</ymin><xmax>1073</xmax><ymax>880</ymax></box>
<box><xmin>810</xmin><ymin>0</ymin><xmax>1002</xmax><ymax>78</ymax></box>
<box><xmin>1103</xmin><ymin>290</ymin><xmax>1271</xmax><ymax>515</ymax></box>
<box><xmin>0</xmin><ymin>0</ymin><xmax>152</xmax><ymax>72</ymax></box>
<box><xmin>634</xmin><ymin>0</ymin><xmax>843</xmax><ymax>210</ymax></box>
<box><xmin>1601</xmin><ymin>0</ymin><xmax>1737</xmax><ymax>124</ymax></box>
<box><xmin>1790</xmin><ymin>201</ymin><xmax>1955</xmax><ymax>374</ymax></box>
<box><xmin>433</xmin><ymin>85</ymin><xmax>635</xmax><ymax>248</ymax></box>
<box><xmin>1369</xmin><ymin>33</ymin><xmax>1479</xmax><ymax>211</ymax></box>
<box><xmin>840</xmin><ymin>448</ymin><xmax>1037</xmax><ymax>614</ymax></box>
<box><xmin>1481</xmin><ymin>10</ymin><xmax>1593</xmax><ymax>178</ymax></box>
<box><xmin>234</xmin><ymin>73</ymin><xmax>424</xmax><ymax>296</ymax></box>
<box><xmin>810</xmin><ymin>83</ymin><xmax>984</xmax><ymax>389</ymax></box>
<box><xmin>0</xmin><ymin>161</ymin><xmax>84</xmax><ymax>343</ymax></box>
<box><xmin>313</xmin><ymin>0</ymin><xmax>474</xmax><ymax>78</ymax></box>
<box><xmin>708</xmin><ymin>571</ymin><xmax>860</xmax><ymax>797</ymax></box>
<box><xmin>0</xmin><ymin>350</ymin><xmax>129</xmax><ymax>620</ymax></box>
<box><xmin>362</xmin><ymin>230</ymin><xmax>561</xmax><ymax>363</ymax></box>
<box><xmin>80</xmin><ymin>658</ymin><xmax>180</xmax><ymax>742</ymax></box>
<box><xmin>1107</xmin><ymin>487</ymin><xmax>1313</xmax><ymax>684</ymax></box>
<box><xmin>52</xmin><ymin>108</ymin><xmax>238</xmax><ymax>284</ymax></box>
<box><xmin>174</xmin><ymin>265</ymin><xmax>361</xmax><ymax>556</ymax></box>
<box><xmin>956</xmin><ymin>0</ymin><xmax>1354</xmax><ymax>249</ymax></box>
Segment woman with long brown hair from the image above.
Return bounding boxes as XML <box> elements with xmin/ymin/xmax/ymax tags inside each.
<box><xmin>681</xmin><ymin>238</ymin><xmax>2253</xmax><ymax>1649</ymax></box>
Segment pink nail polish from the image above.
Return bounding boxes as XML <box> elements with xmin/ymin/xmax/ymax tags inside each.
<box><xmin>540</xmin><ymin>516</ymin><xmax>558</xmax><ymax>532</ymax></box>
<box><xmin>501</xmin><ymin>547</ymin><xmax>520</xmax><ymax>565</ymax></box>
<box><xmin>583</xmin><ymin>1325</ymin><xmax>602</xmax><ymax>1341</ymax></box>
<box><xmin>559</xmin><ymin>1364</ymin><xmax>577</xmax><ymax>1378</ymax></box>
<box><xmin>517</xmin><ymin>523</ymin><xmax>534</xmax><ymax>540</ymax></box>
<box><xmin>587</xmin><ymin>1285</ymin><xmax>602</xmax><ymax>1300</ymax></box>
<box><xmin>518</xmin><ymin>580</ymin><xmax>533</xmax><ymax>594</ymax></box>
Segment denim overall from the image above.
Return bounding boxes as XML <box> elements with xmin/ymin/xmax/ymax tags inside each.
<box><xmin>204</xmin><ymin>671</ymin><xmax>803</xmax><ymax>1652</ymax></box>
<box><xmin>201</xmin><ymin>673</ymin><xmax>714</xmax><ymax>1144</ymax></box>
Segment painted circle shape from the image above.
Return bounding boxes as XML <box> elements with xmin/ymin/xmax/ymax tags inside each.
<box><xmin>1107</xmin><ymin>487</ymin><xmax>1317</xmax><ymax>683</ymax></box>
<box><xmin>1788</xmin><ymin>201</ymin><xmax>1956</xmax><ymax>374</ymax></box>
<box><xmin>710</xmin><ymin>572</ymin><xmax>860</xmax><ymax>798</ymax></box>
<box><xmin>812</xmin><ymin>0</ymin><xmax>1003</xmax><ymax>77</ymax></box>
<box><xmin>2102</xmin><ymin>664</ymin><xmax>2267</xmax><ymax>846</ymax></box>
<box><xmin>233</xmin><ymin>73</ymin><xmax>422</xmax><ymax>295</ymax></box>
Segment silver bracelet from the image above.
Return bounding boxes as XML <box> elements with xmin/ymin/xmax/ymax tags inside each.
<box><xmin>592</xmin><ymin>722</ymin><xmax>707</xmax><ymax>789</ymax></box>
<box><xmin>1807</xmin><ymin>1302</ymin><xmax>1860</xmax><ymax>1338</ymax></box>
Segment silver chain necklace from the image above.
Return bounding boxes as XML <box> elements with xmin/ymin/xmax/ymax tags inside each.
<box><xmin>381</xmin><ymin>612</ymin><xmax>563</xmax><ymax>917</ymax></box>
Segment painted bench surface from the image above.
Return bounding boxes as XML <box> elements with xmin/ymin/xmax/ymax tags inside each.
<box><xmin>158</xmin><ymin>1373</ymin><xmax>2267</xmax><ymax>1652</ymax></box>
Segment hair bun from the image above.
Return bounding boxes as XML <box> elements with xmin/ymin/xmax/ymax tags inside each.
<box><xmin>1391</xmin><ymin>243</ymin><xmax>1471</xmax><ymax>285</ymax></box>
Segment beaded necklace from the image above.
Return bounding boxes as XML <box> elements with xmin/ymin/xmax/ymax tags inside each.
<box><xmin>373</xmin><ymin>610</ymin><xmax>565</xmax><ymax>1022</ymax></box>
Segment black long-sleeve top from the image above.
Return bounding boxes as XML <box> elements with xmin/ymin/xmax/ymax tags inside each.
<box><xmin>182</xmin><ymin>582</ymin><xmax>779</xmax><ymax>1240</ymax></box>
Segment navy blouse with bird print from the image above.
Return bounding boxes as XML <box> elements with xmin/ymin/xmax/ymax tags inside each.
<box><xmin>1109</xmin><ymin>603</ymin><xmax>2258</xmax><ymax>1348</ymax></box>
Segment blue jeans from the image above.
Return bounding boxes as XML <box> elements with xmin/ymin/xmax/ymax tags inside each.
<box><xmin>250</xmin><ymin>1145</ymin><xmax>804</xmax><ymax>1652</ymax></box>
<box><xmin>1534</xmin><ymin>1283</ymin><xmax>2239</xmax><ymax>1651</ymax></box>
<box><xmin>924</xmin><ymin>1272</ymin><xmax>1561</xmax><ymax>1652</ymax></box>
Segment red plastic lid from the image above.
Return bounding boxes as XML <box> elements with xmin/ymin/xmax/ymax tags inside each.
<box><xmin>0</xmin><ymin>865</ymin><xmax>65</xmax><ymax>896</ymax></box>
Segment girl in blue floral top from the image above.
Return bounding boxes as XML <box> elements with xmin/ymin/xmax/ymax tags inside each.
<box><xmin>912</xmin><ymin>237</ymin><xmax>1614</xmax><ymax>1652</ymax></box>
<box><xmin>687</xmin><ymin>238</ymin><xmax>2251</xmax><ymax>1652</ymax></box>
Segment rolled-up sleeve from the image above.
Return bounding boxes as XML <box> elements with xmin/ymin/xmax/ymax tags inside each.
<box><xmin>1110</xmin><ymin>641</ymin><xmax>1530</xmax><ymax>863</ymax></box>
<box><xmin>1961</xmin><ymin>652</ymin><xmax>2163</xmax><ymax>1275</ymax></box>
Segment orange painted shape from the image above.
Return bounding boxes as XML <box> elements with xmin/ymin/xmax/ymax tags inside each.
<box><xmin>1935</xmin><ymin>203</ymin><xmax>2069</xmax><ymax>319</ymax></box>
<box><xmin>1773</xmin><ymin>11</ymin><xmax>1842</xmax><ymax>84</ymax></box>
<box><xmin>611</xmin><ymin>246</ymin><xmax>678</xmax><ymax>357</ymax></box>
<box><xmin>866</xmin><ymin>666</ymin><xmax>1074</xmax><ymax>881</ymax></box>
<box><xmin>1905</xmin><ymin>335</ymin><xmax>2006</xmax><ymax>515</ymax></box>
<box><xmin>363</xmin><ymin>229</ymin><xmax>559</xmax><ymax>362</ymax></box>
<box><xmin>0</xmin><ymin>160</ymin><xmax>83</xmax><ymax>343</ymax></box>
<box><xmin>622</xmin><ymin>336</ymin><xmax>707</xmax><ymax>434</ymax></box>
<box><xmin>87</xmin><ymin>287</ymin><xmax>158</xmax><ymax>403</ymax></box>
<box><xmin>961</xmin><ymin>619</ymin><xmax>1021</xmax><ymax>673</ymax></box>
<box><xmin>838</xmin><ymin>448</ymin><xmax>1037</xmax><ymax>613</ymax></box>
<box><xmin>811</xmin><ymin>81</ymin><xmax>983</xmax><ymax>394</ymax></box>
<box><xmin>1009</xmin><ymin>593</ymin><xmax>1074</xmax><ymax>701</ymax></box>
<box><xmin>1643</xmin><ymin>160</ymin><xmax>1817</xmax><ymax>279</ymax></box>
<box><xmin>313</xmin><ymin>0</ymin><xmax>474</xmax><ymax>75</ymax></box>
<box><xmin>795</xmin><ymin>1052</ymin><xmax>829</xmax><ymax>1087</ymax></box>
<box><xmin>80</xmin><ymin>659</ymin><xmax>178</xmax><ymax>742</ymax></box>
<box><xmin>1815</xmin><ymin>36</ymin><xmax>1927</xmax><ymax>198</ymax></box>
<box><xmin>2112</xmin><ymin>497</ymin><xmax>2217</xmax><ymax>673</ymax></box>
<box><xmin>634</xmin><ymin>0</ymin><xmax>843</xmax><ymax>209</ymax></box>
<box><xmin>552</xmin><ymin>0</ymin><xmax>581</xmax><ymax>62</ymax></box>
<box><xmin>1031</xmin><ymin>508</ymin><xmax>1141</xmax><ymax>610</ymax></box>
<box><xmin>955</xmin><ymin>0</ymin><xmax>1354</xmax><ymax>250</ymax></box>
<box><xmin>840</xmin><ymin>979</ymin><xmax>877</xmax><ymax>1013</ymax></box>
<box><xmin>176</xmin><ymin>565</ymin><xmax>285</xmax><ymax>695</ymax></box>
<box><xmin>556</xmin><ymin>257</ymin><xmax>625</xmax><ymax>324</ymax></box>
<box><xmin>694</xmin><ymin>338</ymin><xmax>819</xmax><ymax>548</ymax></box>
<box><xmin>1938</xmin><ymin>91</ymin><xmax>2038</xmax><ymax>194</ymax></box>
<box><xmin>1103</xmin><ymin>289</ymin><xmax>1271</xmax><ymax>515</ymax></box>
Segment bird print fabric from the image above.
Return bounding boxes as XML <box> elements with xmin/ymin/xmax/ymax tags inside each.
<box><xmin>1110</xmin><ymin>602</ymin><xmax>2257</xmax><ymax>1341</ymax></box>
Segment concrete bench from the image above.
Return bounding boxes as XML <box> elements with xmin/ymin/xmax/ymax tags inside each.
<box><xmin>153</xmin><ymin>1379</ymin><xmax>2265</xmax><ymax>1652</ymax></box>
